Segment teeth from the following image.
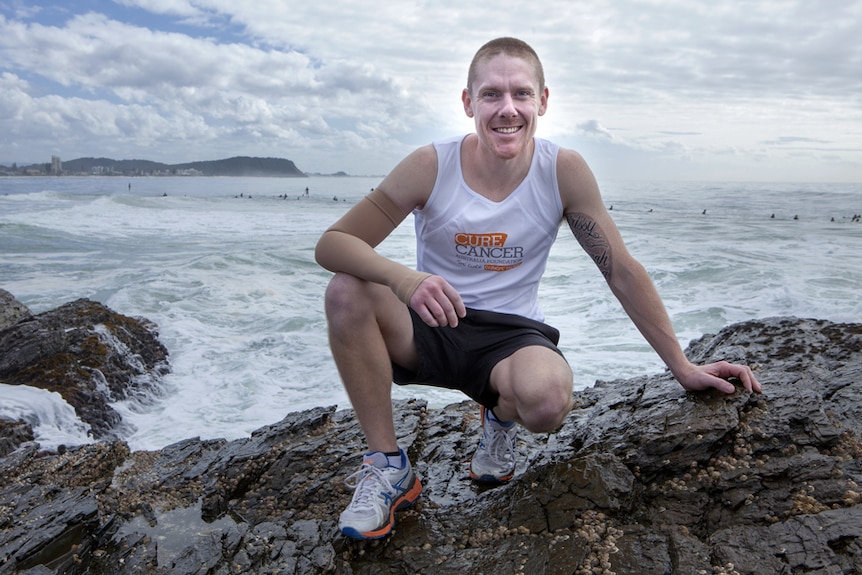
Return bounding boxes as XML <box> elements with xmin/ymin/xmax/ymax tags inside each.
<box><xmin>495</xmin><ymin>127</ymin><xmax>519</xmax><ymax>134</ymax></box>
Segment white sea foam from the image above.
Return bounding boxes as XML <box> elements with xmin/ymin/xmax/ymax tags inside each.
<box><xmin>2</xmin><ymin>176</ymin><xmax>860</xmax><ymax>451</ymax></box>
<box><xmin>0</xmin><ymin>383</ymin><xmax>93</xmax><ymax>451</ymax></box>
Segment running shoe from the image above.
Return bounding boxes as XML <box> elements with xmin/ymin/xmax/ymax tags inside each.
<box><xmin>339</xmin><ymin>449</ymin><xmax>422</xmax><ymax>539</ymax></box>
<box><xmin>469</xmin><ymin>406</ymin><xmax>517</xmax><ymax>483</ymax></box>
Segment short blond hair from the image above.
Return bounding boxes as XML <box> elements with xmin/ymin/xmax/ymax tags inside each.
<box><xmin>467</xmin><ymin>37</ymin><xmax>545</xmax><ymax>95</ymax></box>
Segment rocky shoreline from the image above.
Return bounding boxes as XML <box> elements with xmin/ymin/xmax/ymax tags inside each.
<box><xmin>1</xmin><ymin>290</ymin><xmax>860</xmax><ymax>574</ymax></box>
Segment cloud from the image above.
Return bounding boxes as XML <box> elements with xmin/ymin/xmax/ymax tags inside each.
<box><xmin>0</xmin><ymin>1</ymin><xmax>860</xmax><ymax>180</ymax></box>
<box><xmin>113</xmin><ymin>0</ymin><xmax>204</xmax><ymax>19</ymax></box>
<box><xmin>577</xmin><ymin>119</ymin><xmax>615</xmax><ymax>141</ymax></box>
<box><xmin>763</xmin><ymin>136</ymin><xmax>833</xmax><ymax>146</ymax></box>
<box><xmin>0</xmin><ymin>8</ymin><xmax>425</xmax><ymax>170</ymax></box>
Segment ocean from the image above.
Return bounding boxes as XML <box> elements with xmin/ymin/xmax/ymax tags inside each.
<box><xmin>1</xmin><ymin>176</ymin><xmax>860</xmax><ymax>452</ymax></box>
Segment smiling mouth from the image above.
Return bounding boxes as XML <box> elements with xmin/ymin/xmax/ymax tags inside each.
<box><xmin>493</xmin><ymin>126</ymin><xmax>521</xmax><ymax>134</ymax></box>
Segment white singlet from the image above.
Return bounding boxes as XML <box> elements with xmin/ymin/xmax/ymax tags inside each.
<box><xmin>414</xmin><ymin>135</ymin><xmax>564</xmax><ymax>322</ymax></box>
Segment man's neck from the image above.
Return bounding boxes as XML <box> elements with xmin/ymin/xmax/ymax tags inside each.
<box><xmin>461</xmin><ymin>134</ymin><xmax>534</xmax><ymax>202</ymax></box>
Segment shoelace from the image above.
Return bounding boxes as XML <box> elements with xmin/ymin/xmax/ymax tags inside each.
<box><xmin>483</xmin><ymin>423</ymin><xmax>516</xmax><ymax>465</ymax></box>
<box><xmin>344</xmin><ymin>463</ymin><xmax>396</xmax><ymax>510</ymax></box>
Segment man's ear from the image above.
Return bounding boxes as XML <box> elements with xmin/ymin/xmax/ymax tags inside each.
<box><xmin>462</xmin><ymin>88</ymin><xmax>474</xmax><ymax>118</ymax></box>
<box><xmin>538</xmin><ymin>86</ymin><xmax>549</xmax><ymax>116</ymax></box>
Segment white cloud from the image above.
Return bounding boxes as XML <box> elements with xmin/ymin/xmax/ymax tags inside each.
<box><xmin>113</xmin><ymin>0</ymin><xmax>202</xmax><ymax>18</ymax></box>
<box><xmin>0</xmin><ymin>1</ymin><xmax>860</xmax><ymax>180</ymax></box>
<box><xmin>577</xmin><ymin>119</ymin><xmax>615</xmax><ymax>141</ymax></box>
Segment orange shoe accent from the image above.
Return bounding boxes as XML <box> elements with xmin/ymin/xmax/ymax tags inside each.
<box><xmin>358</xmin><ymin>476</ymin><xmax>423</xmax><ymax>539</ymax></box>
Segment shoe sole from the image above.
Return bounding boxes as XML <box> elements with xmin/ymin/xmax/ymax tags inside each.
<box><xmin>469</xmin><ymin>469</ymin><xmax>514</xmax><ymax>483</ymax></box>
<box><xmin>341</xmin><ymin>475</ymin><xmax>423</xmax><ymax>540</ymax></box>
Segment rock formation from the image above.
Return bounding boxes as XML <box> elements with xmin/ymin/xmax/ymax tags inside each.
<box><xmin>0</xmin><ymin>291</ymin><xmax>860</xmax><ymax>574</ymax></box>
<box><xmin>0</xmin><ymin>290</ymin><xmax>169</xmax><ymax>441</ymax></box>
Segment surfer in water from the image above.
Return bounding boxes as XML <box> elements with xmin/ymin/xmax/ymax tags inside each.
<box><xmin>315</xmin><ymin>37</ymin><xmax>761</xmax><ymax>540</ymax></box>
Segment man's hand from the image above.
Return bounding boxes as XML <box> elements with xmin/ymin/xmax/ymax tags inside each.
<box><xmin>409</xmin><ymin>275</ymin><xmax>467</xmax><ymax>328</ymax></box>
<box><xmin>675</xmin><ymin>361</ymin><xmax>762</xmax><ymax>394</ymax></box>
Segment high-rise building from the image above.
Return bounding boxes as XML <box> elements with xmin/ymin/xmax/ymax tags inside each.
<box><xmin>51</xmin><ymin>155</ymin><xmax>62</xmax><ymax>175</ymax></box>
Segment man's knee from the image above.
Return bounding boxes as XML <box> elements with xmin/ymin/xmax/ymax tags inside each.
<box><xmin>324</xmin><ymin>275</ymin><xmax>374</xmax><ymax>343</ymax></box>
<box><xmin>324</xmin><ymin>273</ymin><xmax>408</xmax><ymax>340</ymax></box>
<box><xmin>493</xmin><ymin>347</ymin><xmax>573</xmax><ymax>433</ymax></box>
<box><xmin>325</xmin><ymin>272</ymin><xmax>354</xmax><ymax>305</ymax></box>
<box><xmin>324</xmin><ymin>273</ymin><xmax>373</xmax><ymax>318</ymax></box>
<box><xmin>519</xmin><ymin>381</ymin><xmax>573</xmax><ymax>433</ymax></box>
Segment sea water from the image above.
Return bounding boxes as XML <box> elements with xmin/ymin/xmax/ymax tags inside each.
<box><xmin>1</xmin><ymin>176</ymin><xmax>860</xmax><ymax>451</ymax></box>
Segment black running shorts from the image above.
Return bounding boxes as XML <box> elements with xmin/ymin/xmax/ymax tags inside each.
<box><xmin>392</xmin><ymin>307</ymin><xmax>564</xmax><ymax>409</ymax></box>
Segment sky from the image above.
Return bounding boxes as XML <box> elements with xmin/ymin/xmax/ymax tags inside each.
<box><xmin>1</xmin><ymin>1</ymin><xmax>861</xmax><ymax>182</ymax></box>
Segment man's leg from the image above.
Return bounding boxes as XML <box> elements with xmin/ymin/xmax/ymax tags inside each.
<box><xmin>325</xmin><ymin>272</ymin><xmax>423</xmax><ymax>539</ymax></box>
<box><xmin>489</xmin><ymin>345</ymin><xmax>574</xmax><ymax>432</ymax></box>
<box><xmin>470</xmin><ymin>346</ymin><xmax>573</xmax><ymax>483</ymax></box>
<box><xmin>324</xmin><ymin>272</ymin><xmax>418</xmax><ymax>452</ymax></box>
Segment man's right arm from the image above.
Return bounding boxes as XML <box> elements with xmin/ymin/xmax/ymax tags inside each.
<box><xmin>314</xmin><ymin>145</ymin><xmax>440</xmax><ymax>305</ymax></box>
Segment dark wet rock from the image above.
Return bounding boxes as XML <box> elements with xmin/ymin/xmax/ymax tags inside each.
<box><xmin>0</xmin><ymin>290</ymin><xmax>32</xmax><ymax>331</ymax></box>
<box><xmin>0</xmin><ymin>295</ymin><xmax>170</xmax><ymax>440</ymax></box>
<box><xmin>0</xmin><ymin>314</ymin><xmax>860</xmax><ymax>574</ymax></box>
<box><xmin>0</xmin><ymin>419</ymin><xmax>34</xmax><ymax>458</ymax></box>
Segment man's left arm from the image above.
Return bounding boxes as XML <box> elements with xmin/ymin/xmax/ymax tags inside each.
<box><xmin>557</xmin><ymin>149</ymin><xmax>761</xmax><ymax>394</ymax></box>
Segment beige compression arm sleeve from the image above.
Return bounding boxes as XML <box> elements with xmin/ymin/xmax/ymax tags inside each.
<box><xmin>363</xmin><ymin>187</ymin><xmax>403</xmax><ymax>228</ymax></box>
<box><xmin>315</xmin><ymin>189</ymin><xmax>432</xmax><ymax>305</ymax></box>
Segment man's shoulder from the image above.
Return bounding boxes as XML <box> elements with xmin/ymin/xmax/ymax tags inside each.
<box><xmin>378</xmin><ymin>144</ymin><xmax>439</xmax><ymax>209</ymax></box>
<box><xmin>433</xmin><ymin>134</ymin><xmax>470</xmax><ymax>146</ymax></box>
<box><xmin>402</xmin><ymin>143</ymin><xmax>439</xmax><ymax>171</ymax></box>
<box><xmin>552</xmin><ymin>145</ymin><xmax>589</xmax><ymax>169</ymax></box>
<box><xmin>553</xmin><ymin>146</ymin><xmax>600</xmax><ymax>210</ymax></box>
<box><xmin>532</xmin><ymin>138</ymin><xmax>586</xmax><ymax>163</ymax></box>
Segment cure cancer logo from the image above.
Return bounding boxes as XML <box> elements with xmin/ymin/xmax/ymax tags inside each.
<box><xmin>453</xmin><ymin>232</ymin><xmax>524</xmax><ymax>272</ymax></box>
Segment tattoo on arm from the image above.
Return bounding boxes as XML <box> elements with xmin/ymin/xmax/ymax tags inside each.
<box><xmin>566</xmin><ymin>212</ymin><xmax>612</xmax><ymax>280</ymax></box>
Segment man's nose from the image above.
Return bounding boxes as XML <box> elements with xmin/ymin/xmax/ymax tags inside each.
<box><xmin>499</xmin><ymin>93</ymin><xmax>517</xmax><ymax>116</ymax></box>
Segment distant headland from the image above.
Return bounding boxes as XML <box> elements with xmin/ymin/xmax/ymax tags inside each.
<box><xmin>0</xmin><ymin>156</ymin><xmax>311</xmax><ymax>177</ymax></box>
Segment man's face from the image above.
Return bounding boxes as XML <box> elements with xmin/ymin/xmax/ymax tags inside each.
<box><xmin>462</xmin><ymin>53</ymin><xmax>548</xmax><ymax>160</ymax></box>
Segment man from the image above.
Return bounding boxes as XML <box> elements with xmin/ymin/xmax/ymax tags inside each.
<box><xmin>314</xmin><ymin>37</ymin><xmax>761</xmax><ymax>540</ymax></box>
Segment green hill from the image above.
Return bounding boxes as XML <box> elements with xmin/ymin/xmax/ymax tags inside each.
<box><xmin>59</xmin><ymin>156</ymin><xmax>306</xmax><ymax>177</ymax></box>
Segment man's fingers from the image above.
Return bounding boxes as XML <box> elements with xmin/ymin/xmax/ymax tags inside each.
<box><xmin>442</xmin><ymin>283</ymin><xmax>467</xmax><ymax>319</ymax></box>
<box><xmin>717</xmin><ymin>362</ymin><xmax>761</xmax><ymax>394</ymax></box>
<box><xmin>739</xmin><ymin>366</ymin><xmax>762</xmax><ymax>393</ymax></box>
<box><xmin>680</xmin><ymin>361</ymin><xmax>762</xmax><ymax>395</ymax></box>
<box><xmin>411</xmin><ymin>275</ymin><xmax>465</xmax><ymax>328</ymax></box>
<box><xmin>708</xmin><ymin>362</ymin><xmax>762</xmax><ymax>394</ymax></box>
<box><xmin>417</xmin><ymin>297</ymin><xmax>455</xmax><ymax>328</ymax></box>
